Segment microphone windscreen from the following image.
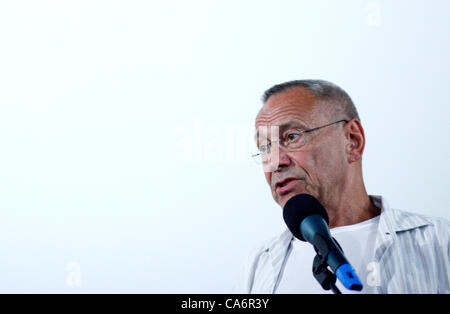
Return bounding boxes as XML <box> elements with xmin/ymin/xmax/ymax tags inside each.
<box><xmin>283</xmin><ymin>194</ymin><xmax>329</xmax><ymax>241</ymax></box>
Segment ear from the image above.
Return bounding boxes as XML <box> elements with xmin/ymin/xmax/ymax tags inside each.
<box><xmin>345</xmin><ymin>118</ymin><xmax>365</xmax><ymax>163</ymax></box>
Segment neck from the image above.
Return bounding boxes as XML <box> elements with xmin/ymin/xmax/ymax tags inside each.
<box><xmin>324</xmin><ymin>168</ymin><xmax>380</xmax><ymax>229</ymax></box>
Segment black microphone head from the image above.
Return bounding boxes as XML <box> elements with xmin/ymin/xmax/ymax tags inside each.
<box><xmin>283</xmin><ymin>194</ymin><xmax>329</xmax><ymax>241</ymax></box>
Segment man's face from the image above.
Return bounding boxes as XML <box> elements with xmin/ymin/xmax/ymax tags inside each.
<box><xmin>255</xmin><ymin>87</ymin><xmax>348</xmax><ymax>209</ymax></box>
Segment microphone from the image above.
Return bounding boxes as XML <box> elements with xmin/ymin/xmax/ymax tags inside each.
<box><xmin>283</xmin><ymin>193</ymin><xmax>363</xmax><ymax>291</ymax></box>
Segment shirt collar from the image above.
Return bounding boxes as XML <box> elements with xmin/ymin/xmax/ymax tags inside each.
<box><xmin>371</xmin><ymin>195</ymin><xmax>430</xmax><ymax>233</ymax></box>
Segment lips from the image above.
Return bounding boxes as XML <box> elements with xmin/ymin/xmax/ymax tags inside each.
<box><xmin>275</xmin><ymin>177</ymin><xmax>301</xmax><ymax>195</ymax></box>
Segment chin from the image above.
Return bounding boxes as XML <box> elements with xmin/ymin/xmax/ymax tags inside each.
<box><xmin>277</xmin><ymin>191</ymin><xmax>299</xmax><ymax>208</ymax></box>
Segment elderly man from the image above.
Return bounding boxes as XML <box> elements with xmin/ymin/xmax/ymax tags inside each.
<box><xmin>235</xmin><ymin>80</ymin><xmax>449</xmax><ymax>294</ymax></box>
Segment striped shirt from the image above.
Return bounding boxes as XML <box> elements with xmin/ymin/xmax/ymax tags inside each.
<box><xmin>234</xmin><ymin>195</ymin><xmax>450</xmax><ymax>294</ymax></box>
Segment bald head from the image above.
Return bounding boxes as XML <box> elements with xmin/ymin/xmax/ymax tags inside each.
<box><xmin>261</xmin><ymin>80</ymin><xmax>360</xmax><ymax>123</ymax></box>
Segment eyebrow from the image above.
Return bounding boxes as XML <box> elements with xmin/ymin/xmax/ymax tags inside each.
<box><xmin>279</xmin><ymin>120</ymin><xmax>309</xmax><ymax>132</ymax></box>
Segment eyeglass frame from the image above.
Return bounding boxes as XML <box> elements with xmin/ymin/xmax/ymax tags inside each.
<box><xmin>252</xmin><ymin>119</ymin><xmax>349</xmax><ymax>160</ymax></box>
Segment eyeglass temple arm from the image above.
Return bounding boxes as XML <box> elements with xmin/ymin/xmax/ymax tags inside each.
<box><xmin>303</xmin><ymin>119</ymin><xmax>348</xmax><ymax>134</ymax></box>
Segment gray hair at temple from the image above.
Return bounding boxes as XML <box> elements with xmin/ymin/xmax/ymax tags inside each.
<box><xmin>262</xmin><ymin>80</ymin><xmax>360</xmax><ymax>121</ymax></box>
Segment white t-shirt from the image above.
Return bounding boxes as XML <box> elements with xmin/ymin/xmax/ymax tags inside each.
<box><xmin>275</xmin><ymin>215</ymin><xmax>380</xmax><ymax>294</ymax></box>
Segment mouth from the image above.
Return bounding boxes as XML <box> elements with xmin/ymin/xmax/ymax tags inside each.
<box><xmin>275</xmin><ymin>177</ymin><xmax>302</xmax><ymax>195</ymax></box>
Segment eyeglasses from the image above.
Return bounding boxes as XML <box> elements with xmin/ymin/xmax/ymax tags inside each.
<box><xmin>252</xmin><ymin>119</ymin><xmax>348</xmax><ymax>165</ymax></box>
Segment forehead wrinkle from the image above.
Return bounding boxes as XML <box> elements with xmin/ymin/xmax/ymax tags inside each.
<box><xmin>256</xmin><ymin>108</ymin><xmax>312</xmax><ymax>127</ymax></box>
<box><xmin>255</xmin><ymin>87</ymin><xmax>320</xmax><ymax>143</ymax></box>
<box><xmin>257</xmin><ymin>104</ymin><xmax>298</xmax><ymax>117</ymax></box>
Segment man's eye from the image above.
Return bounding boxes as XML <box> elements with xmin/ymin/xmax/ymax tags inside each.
<box><xmin>286</xmin><ymin>132</ymin><xmax>301</xmax><ymax>142</ymax></box>
<box><xmin>259</xmin><ymin>143</ymin><xmax>270</xmax><ymax>152</ymax></box>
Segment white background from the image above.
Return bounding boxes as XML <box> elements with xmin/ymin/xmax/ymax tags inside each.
<box><xmin>0</xmin><ymin>0</ymin><xmax>449</xmax><ymax>293</ymax></box>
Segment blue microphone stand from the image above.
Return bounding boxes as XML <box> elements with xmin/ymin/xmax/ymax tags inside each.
<box><xmin>311</xmin><ymin>235</ymin><xmax>353</xmax><ymax>294</ymax></box>
<box><xmin>312</xmin><ymin>253</ymin><xmax>342</xmax><ymax>294</ymax></box>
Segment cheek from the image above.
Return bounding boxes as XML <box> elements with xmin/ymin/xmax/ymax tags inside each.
<box><xmin>314</xmin><ymin>144</ymin><xmax>346</xmax><ymax>181</ymax></box>
<box><xmin>290</xmin><ymin>151</ymin><xmax>316</xmax><ymax>178</ymax></box>
<box><xmin>291</xmin><ymin>145</ymin><xmax>335</xmax><ymax>184</ymax></box>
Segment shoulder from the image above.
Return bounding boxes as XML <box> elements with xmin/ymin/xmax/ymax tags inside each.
<box><xmin>380</xmin><ymin>206</ymin><xmax>450</xmax><ymax>293</ymax></box>
<box><xmin>373</xmin><ymin>195</ymin><xmax>449</xmax><ymax>234</ymax></box>
<box><xmin>390</xmin><ymin>207</ymin><xmax>449</xmax><ymax>232</ymax></box>
<box><xmin>263</xmin><ymin>228</ymin><xmax>293</xmax><ymax>252</ymax></box>
<box><xmin>247</xmin><ymin>228</ymin><xmax>293</xmax><ymax>262</ymax></box>
<box><xmin>386</xmin><ymin>206</ymin><xmax>449</xmax><ymax>251</ymax></box>
<box><xmin>247</xmin><ymin>228</ymin><xmax>293</xmax><ymax>279</ymax></box>
<box><xmin>233</xmin><ymin>229</ymin><xmax>292</xmax><ymax>293</ymax></box>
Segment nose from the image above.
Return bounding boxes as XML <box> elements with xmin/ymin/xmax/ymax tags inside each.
<box><xmin>266</xmin><ymin>145</ymin><xmax>291</xmax><ymax>173</ymax></box>
<box><xmin>275</xmin><ymin>149</ymin><xmax>292</xmax><ymax>172</ymax></box>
